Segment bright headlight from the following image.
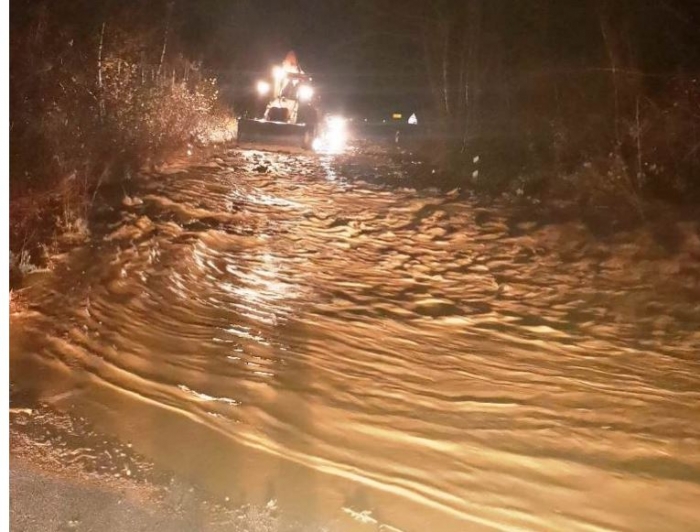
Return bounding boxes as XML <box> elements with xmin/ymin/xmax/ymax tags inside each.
<box><xmin>298</xmin><ymin>85</ymin><xmax>314</xmax><ymax>101</ymax></box>
<box><xmin>326</xmin><ymin>116</ymin><xmax>346</xmax><ymax>130</ymax></box>
<box><xmin>256</xmin><ymin>80</ymin><xmax>271</xmax><ymax>96</ymax></box>
<box><xmin>315</xmin><ymin>115</ymin><xmax>348</xmax><ymax>154</ymax></box>
<box><xmin>272</xmin><ymin>66</ymin><xmax>286</xmax><ymax>81</ymax></box>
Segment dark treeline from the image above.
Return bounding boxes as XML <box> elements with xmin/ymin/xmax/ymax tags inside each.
<box><xmin>10</xmin><ymin>0</ymin><xmax>700</xmax><ymax>261</ymax></box>
<box><xmin>356</xmin><ymin>0</ymin><xmax>700</xmax><ymax>205</ymax></box>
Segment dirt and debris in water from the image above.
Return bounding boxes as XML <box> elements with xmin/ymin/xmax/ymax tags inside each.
<box><xmin>10</xmin><ymin>404</ymin><xmax>329</xmax><ymax>531</ymax></box>
<box><xmin>10</xmin><ymin>143</ymin><xmax>700</xmax><ymax>532</ymax></box>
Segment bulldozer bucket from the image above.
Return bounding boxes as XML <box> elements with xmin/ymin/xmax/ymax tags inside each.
<box><xmin>237</xmin><ymin>119</ymin><xmax>314</xmax><ymax>150</ymax></box>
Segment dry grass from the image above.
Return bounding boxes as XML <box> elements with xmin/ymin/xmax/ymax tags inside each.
<box><xmin>10</xmin><ymin>11</ymin><xmax>233</xmax><ymax>268</ymax></box>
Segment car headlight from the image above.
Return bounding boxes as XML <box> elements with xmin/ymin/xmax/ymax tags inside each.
<box><xmin>326</xmin><ymin>116</ymin><xmax>346</xmax><ymax>130</ymax></box>
<box><xmin>256</xmin><ymin>80</ymin><xmax>271</xmax><ymax>96</ymax></box>
<box><xmin>317</xmin><ymin>115</ymin><xmax>347</xmax><ymax>153</ymax></box>
<box><xmin>298</xmin><ymin>85</ymin><xmax>314</xmax><ymax>101</ymax></box>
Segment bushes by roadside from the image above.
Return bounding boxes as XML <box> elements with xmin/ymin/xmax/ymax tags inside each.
<box><xmin>10</xmin><ymin>0</ymin><xmax>233</xmax><ymax>272</ymax></box>
<box><xmin>406</xmin><ymin>70</ymin><xmax>700</xmax><ymax>224</ymax></box>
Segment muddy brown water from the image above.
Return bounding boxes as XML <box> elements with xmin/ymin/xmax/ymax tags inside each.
<box><xmin>10</xmin><ymin>146</ymin><xmax>700</xmax><ymax>531</ymax></box>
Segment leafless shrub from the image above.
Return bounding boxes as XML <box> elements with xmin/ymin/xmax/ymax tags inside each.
<box><xmin>10</xmin><ymin>2</ymin><xmax>232</xmax><ymax>261</ymax></box>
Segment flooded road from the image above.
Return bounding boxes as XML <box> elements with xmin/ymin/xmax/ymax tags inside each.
<box><xmin>10</xmin><ymin>145</ymin><xmax>700</xmax><ymax>531</ymax></box>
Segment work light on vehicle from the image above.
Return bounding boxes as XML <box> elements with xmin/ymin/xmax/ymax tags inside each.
<box><xmin>256</xmin><ymin>80</ymin><xmax>271</xmax><ymax>96</ymax></box>
<box><xmin>273</xmin><ymin>66</ymin><xmax>286</xmax><ymax>80</ymax></box>
<box><xmin>298</xmin><ymin>85</ymin><xmax>314</xmax><ymax>101</ymax></box>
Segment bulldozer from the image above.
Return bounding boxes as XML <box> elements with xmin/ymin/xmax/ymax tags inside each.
<box><xmin>237</xmin><ymin>51</ymin><xmax>319</xmax><ymax>150</ymax></box>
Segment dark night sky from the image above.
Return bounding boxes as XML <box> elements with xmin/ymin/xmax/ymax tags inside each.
<box><xmin>13</xmin><ymin>0</ymin><xmax>699</xmax><ymax>119</ymax></box>
<box><xmin>175</xmin><ymin>0</ymin><xmax>426</xmax><ymax>117</ymax></box>
<box><xmin>173</xmin><ymin>0</ymin><xmax>700</xmax><ymax>118</ymax></box>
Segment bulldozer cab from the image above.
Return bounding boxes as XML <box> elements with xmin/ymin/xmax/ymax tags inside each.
<box><xmin>266</xmin><ymin>72</ymin><xmax>314</xmax><ymax>125</ymax></box>
<box><xmin>237</xmin><ymin>52</ymin><xmax>319</xmax><ymax>149</ymax></box>
<box><xmin>276</xmin><ymin>73</ymin><xmax>308</xmax><ymax>99</ymax></box>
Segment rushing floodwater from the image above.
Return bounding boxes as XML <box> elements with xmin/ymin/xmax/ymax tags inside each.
<box><xmin>10</xmin><ymin>146</ymin><xmax>700</xmax><ymax>531</ymax></box>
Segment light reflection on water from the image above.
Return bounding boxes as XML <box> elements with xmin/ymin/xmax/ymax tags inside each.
<box><xmin>10</xmin><ymin>147</ymin><xmax>700</xmax><ymax>531</ymax></box>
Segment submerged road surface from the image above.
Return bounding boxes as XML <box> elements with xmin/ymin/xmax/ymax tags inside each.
<box><xmin>10</xmin><ymin>145</ymin><xmax>700</xmax><ymax>531</ymax></box>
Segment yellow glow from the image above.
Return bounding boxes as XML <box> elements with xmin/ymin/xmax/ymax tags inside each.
<box><xmin>256</xmin><ymin>80</ymin><xmax>271</xmax><ymax>96</ymax></box>
<box><xmin>272</xmin><ymin>66</ymin><xmax>286</xmax><ymax>80</ymax></box>
<box><xmin>298</xmin><ymin>84</ymin><xmax>314</xmax><ymax>101</ymax></box>
<box><xmin>314</xmin><ymin>116</ymin><xmax>348</xmax><ymax>154</ymax></box>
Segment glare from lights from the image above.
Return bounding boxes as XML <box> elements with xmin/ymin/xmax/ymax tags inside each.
<box><xmin>272</xmin><ymin>66</ymin><xmax>286</xmax><ymax>80</ymax></box>
<box><xmin>314</xmin><ymin>115</ymin><xmax>348</xmax><ymax>154</ymax></box>
<box><xmin>298</xmin><ymin>85</ymin><xmax>314</xmax><ymax>101</ymax></box>
<box><xmin>256</xmin><ymin>80</ymin><xmax>271</xmax><ymax>96</ymax></box>
<box><xmin>326</xmin><ymin>115</ymin><xmax>346</xmax><ymax>129</ymax></box>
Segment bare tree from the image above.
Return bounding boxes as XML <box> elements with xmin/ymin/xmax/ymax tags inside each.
<box><xmin>157</xmin><ymin>2</ymin><xmax>175</xmax><ymax>79</ymax></box>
